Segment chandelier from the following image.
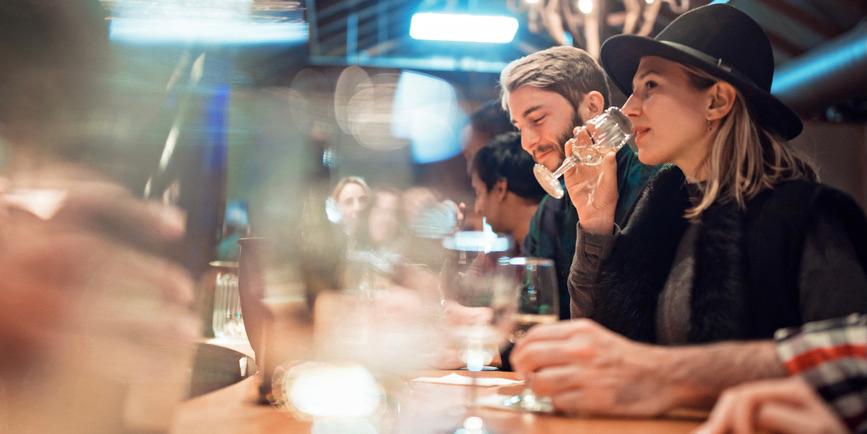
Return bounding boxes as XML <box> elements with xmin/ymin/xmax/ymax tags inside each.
<box><xmin>507</xmin><ymin>0</ymin><xmax>691</xmax><ymax>57</ymax></box>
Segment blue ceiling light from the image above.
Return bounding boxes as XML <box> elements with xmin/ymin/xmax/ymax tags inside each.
<box><xmin>110</xmin><ymin>18</ymin><xmax>308</xmax><ymax>45</ymax></box>
<box><xmin>409</xmin><ymin>13</ymin><xmax>519</xmax><ymax>44</ymax></box>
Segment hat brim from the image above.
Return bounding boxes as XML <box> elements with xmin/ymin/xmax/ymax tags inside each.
<box><xmin>600</xmin><ymin>34</ymin><xmax>803</xmax><ymax>140</ymax></box>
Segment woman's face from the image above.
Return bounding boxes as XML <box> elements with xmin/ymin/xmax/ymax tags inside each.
<box><xmin>336</xmin><ymin>182</ymin><xmax>369</xmax><ymax>234</ymax></box>
<box><xmin>622</xmin><ymin>56</ymin><xmax>713</xmax><ymax>170</ymax></box>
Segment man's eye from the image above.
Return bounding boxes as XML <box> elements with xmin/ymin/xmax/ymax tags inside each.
<box><xmin>531</xmin><ymin>115</ymin><xmax>545</xmax><ymax>124</ymax></box>
<box><xmin>644</xmin><ymin>80</ymin><xmax>658</xmax><ymax>90</ymax></box>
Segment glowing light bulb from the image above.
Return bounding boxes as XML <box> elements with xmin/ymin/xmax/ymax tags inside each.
<box><xmin>577</xmin><ymin>0</ymin><xmax>594</xmax><ymax>14</ymax></box>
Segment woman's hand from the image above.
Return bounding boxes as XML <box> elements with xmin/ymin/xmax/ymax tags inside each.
<box><xmin>563</xmin><ymin>125</ymin><xmax>619</xmax><ymax>235</ymax></box>
<box><xmin>695</xmin><ymin>376</ymin><xmax>848</xmax><ymax>434</ymax></box>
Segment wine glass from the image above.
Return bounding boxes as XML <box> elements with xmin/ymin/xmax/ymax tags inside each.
<box><xmin>446</xmin><ymin>271</ymin><xmax>519</xmax><ymax>434</ymax></box>
<box><xmin>533</xmin><ymin>106</ymin><xmax>634</xmax><ymax>199</ymax></box>
<box><xmin>497</xmin><ymin>257</ymin><xmax>559</xmax><ymax>413</ymax></box>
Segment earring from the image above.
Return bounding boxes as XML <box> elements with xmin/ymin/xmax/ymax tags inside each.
<box><xmin>706</xmin><ymin>119</ymin><xmax>713</xmax><ymax>132</ymax></box>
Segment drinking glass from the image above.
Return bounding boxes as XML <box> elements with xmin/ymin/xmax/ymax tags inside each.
<box><xmin>210</xmin><ymin>261</ymin><xmax>244</xmax><ymax>338</ymax></box>
<box><xmin>447</xmin><ymin>272</ymin><xmax>519</xmax><ymax>434</ymax></box>
<box><xmin>533</xmin><ymin>106</ymin><xmax>634</xmax><ymax>199</ymax></box>
<box><xmin>497</xmin><ymin>257</ymin><xmax>558</xmax><ymax>413</ymax></box>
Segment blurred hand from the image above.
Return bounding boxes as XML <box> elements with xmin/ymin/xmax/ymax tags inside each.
<box><xmin>510</xmin><ymin>319</ymin><xmax>676</xmax><ymax>416</ymax></box>
<box><xmin>563</xmin><ymin>125</ymin><xmax>619</xmax><ymax>235</ymax></box>
<box><xmin>0</xmin><ymin>165</ymin><xmax>195</xmax><ymax>374</ymax></box>
<box><xmin>695</xmin><ymin>377</ymin><xmax>848</xmax><ymax>434</ymax></box>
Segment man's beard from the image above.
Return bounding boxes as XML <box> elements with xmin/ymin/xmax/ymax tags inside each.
<box><xmin>538</xmin><ymin>111</ymin><xmax>584</xmax><ymax>165</ymax></box>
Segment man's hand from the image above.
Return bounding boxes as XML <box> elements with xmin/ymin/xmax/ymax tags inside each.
<box><xmin>511</xmin><ymin>319</ymin><xmax>680</xmax><ymax>416</ymax></box>
<box><xmin>695</xmin><ymin>377</ymin><xmax>848</xmax><ymax>434</ymax></box>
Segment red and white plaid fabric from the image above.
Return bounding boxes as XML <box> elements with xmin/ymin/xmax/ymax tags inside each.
<box><xmin>776</xmin><ymin>314</ymin><xmax>867</xmax><ymax>433</ymax></box>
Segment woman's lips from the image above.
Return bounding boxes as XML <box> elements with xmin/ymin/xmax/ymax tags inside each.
<box><xmin>633</xmin><ymin>127</ymin><xmax>650</xmax><ymax>145</ymax></box>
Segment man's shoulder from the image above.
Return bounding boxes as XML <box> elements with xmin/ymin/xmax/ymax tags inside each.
<box><xmin>536</xmin><ymin>193</ymin><xmax>565</xmax><ymax>212</ymax></box>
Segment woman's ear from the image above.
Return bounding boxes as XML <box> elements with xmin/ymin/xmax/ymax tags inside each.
<box><xmin>706</xmin><ymin>82</ymin><xmax>737</xmax><ymax>121</ymax></box>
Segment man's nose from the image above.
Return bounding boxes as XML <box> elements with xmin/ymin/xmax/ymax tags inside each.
<box><xmin>521</xmin><ymin>129</ymin><xmax>540</xmax><ymax>152</ymax></box>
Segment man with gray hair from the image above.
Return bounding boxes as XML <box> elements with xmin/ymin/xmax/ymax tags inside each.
<box><xmin>500</xmin><ymin>46</ymin><xmax>658</xmax><ymax>320</ymax></box>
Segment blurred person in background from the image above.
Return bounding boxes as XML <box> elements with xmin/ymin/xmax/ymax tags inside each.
<box><xmin>500</xmin><ymin>45</ymin><xmax>658</xmax><ymax>320</ymax></box>
<box><xmin>330</xmin><ymin>176</ymin><xmax>371</xmax><ymax>243</ymax></box>
<box><xmin>366</xmin><ymin>187</ymin><xmax>403</xmax><ymax>254</ymax></box>
<box><xmin>461</xmin><ymin>99</ymin><xmax>516</xmax><ymax>173</ymax></box>
<box><xmin>470</xmin><ymin>132</ymin><xmax>545</xmax><ymax>249</ymax></box>
<box><xmin>460</xmin><ymin>100</ymin><xmax>516</xmax><ymax>231</ymax></box>
<box><xmin>0</xmin><ymin>1</ymin><xmax>198</xmax><ymax>433</ymax></box>
<box><xmin>216</xmin><ymin>201</ymin><xmax>251</xmax><ymax>261</ymax></box>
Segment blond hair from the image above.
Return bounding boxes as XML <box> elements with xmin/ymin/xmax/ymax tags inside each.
<box><xmin>331</xmin><ymin>176</ymin><xmax>370</xmax><ymax>201</ymax></box>
<box><xmin>683</xmin><ymin>66</ymin><xmax>816</xmax><ymax>219</ymax></box>
<box><xmin>499</xmin><ymin>46</ymin><xmax>610</xmax><ymax>112</ymax></box>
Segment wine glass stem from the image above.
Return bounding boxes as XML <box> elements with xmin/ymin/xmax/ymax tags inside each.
<box><xmin>551</xmin><ymin>157</ymin><xmax>577</xmax><ymax>180</ymax></box>
<box><xmin>469</xmin><ymin>368</ymin><xmax>479</xmax><ymax>414</ymax></box>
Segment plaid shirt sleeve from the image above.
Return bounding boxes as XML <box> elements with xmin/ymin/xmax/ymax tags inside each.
<box><xmin>776</xmin><ymin>314</ymin><xmax>867</xmax><ymax>433</ymax></box>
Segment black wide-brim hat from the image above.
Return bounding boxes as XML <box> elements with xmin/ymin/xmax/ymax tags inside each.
<box><xmin>600</xmin><ymin>4</ymin><xmax>803</xmax><ymax>140</ymax></box>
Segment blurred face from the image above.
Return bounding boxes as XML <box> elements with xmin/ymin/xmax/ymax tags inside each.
<box><xmin>622</xmin><ymin>56</ymin><xmax>712</xmax><ymax>168</ymax></box>
<box><xmin>471</xmin><ymin>173</ymin><xmax>505</xmax><ymax>233</ymax></box>
<box><xmin>461</xmin><ymin>125</ymin><xmax>490</xmax><ymax>172</ymax></box>
<box><xmin>336</xmin><ymin>182</ymin><xmax>369</xmax><ymax>234</ymax></box>
<box><xmin>368</xmin><ymin>192</ymin><xmax>400</xmax><ymax>245</ymax></box>
<box><xmin>508</xmin><ymin>86</ymin><xmax>580</xmax><ymax>172</ymax></box>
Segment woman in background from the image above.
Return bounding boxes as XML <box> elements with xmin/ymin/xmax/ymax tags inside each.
<box><xmin>329</xmin><ymin>176</ymin><xmax>371</xmax><ymax>244</ymax></box>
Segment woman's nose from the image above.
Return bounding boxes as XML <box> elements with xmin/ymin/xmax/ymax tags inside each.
<box><xmin>622</xmin><ymin>94</ymin><xmax>640</xmax><ymax>117</ymax></box>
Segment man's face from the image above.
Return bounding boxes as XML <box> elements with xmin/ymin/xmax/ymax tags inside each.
<box><xmin>471</xmin><ymin>173</ymin><xmax>504</xmax><ymax>233</ymax></box>
<box><xmin>508</xmin><ymin>87</ymin><xmax>582</xmax><ymax>172</ymax></box>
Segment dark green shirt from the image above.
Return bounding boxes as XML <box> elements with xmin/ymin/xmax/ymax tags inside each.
<box><xmin>522</xmin><ymin>146</ymin><xmax>659</xmax><ymax>319</ymax></box>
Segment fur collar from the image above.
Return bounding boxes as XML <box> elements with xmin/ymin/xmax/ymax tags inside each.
<box><xmin>591</xmin><ymin>166</ymin><xmax>749</xmax><ymax>343</ymax></box>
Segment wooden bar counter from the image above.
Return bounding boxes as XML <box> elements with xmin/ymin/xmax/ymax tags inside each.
<box><xmin>172</xmin><ymin>369</ymin><xmax>704</xmax><ymax>433</ymax></box>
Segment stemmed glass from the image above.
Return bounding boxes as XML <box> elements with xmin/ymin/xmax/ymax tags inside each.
<box><xmin>497</xmin><ymin>257</ymin><xmax>559</xmax><ymax>413</ymax></box>
<box><xmin>446</xmin><ymin>270</ymin><xmax>519</xmax><ymax>434</ymax></box>
<box><xmin>533</xmin><ymin>107</ymin><xmax>634</xmax><ymax>199</ymax></box>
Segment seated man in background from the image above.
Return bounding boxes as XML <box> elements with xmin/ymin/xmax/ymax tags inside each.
<box><xmin>469</xmin><ymin>132</ymin><xmax>546</xmax><ymax>250</ymax></box>
<box><xmin>461</xmin><ymin>100</ymin><xmax>516</xmax><ymax>174</ymax></box>
<box><xmin>460</xmin><ymin>100</ymin><xmax>516</xmax><ymax>231</ymax></box>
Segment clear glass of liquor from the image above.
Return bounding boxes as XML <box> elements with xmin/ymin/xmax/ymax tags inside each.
<box><xmin>497</xmin><ymin>257</ymin><xmax>559</xmax><ymax>413</ymax></box>
<box><xmin>533</xmin><ymin>106</ymin><xmax>634</xmax><ymax>199</ymax></box>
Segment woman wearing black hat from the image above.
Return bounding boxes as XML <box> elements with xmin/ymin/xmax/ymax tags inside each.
<box><xmin>561</xmin><ymin>3</ymin><xmax>867</xmax><ymax>344</ymax></box>
<box><xmin>508</xmin><ymin>3</ymin><xmax>867</xmax><ymax>420</ymax></box>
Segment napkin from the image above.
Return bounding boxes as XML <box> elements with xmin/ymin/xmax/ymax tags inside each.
<box><xmin>411</xmin><ymin>373</ymin><xmax>523</xmax><ymax>387</ymax></box>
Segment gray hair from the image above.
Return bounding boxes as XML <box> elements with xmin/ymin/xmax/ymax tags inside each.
<box><xmin>499</xmin><ymin>46</ymin><xmax>610</xmax><ymax>113</ymax></box>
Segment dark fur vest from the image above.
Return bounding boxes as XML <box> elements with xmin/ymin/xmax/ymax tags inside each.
<box><xmin>591</xmin><ymin>167</ymin><xmax>867</xmax><ymax>344</ymax></box>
